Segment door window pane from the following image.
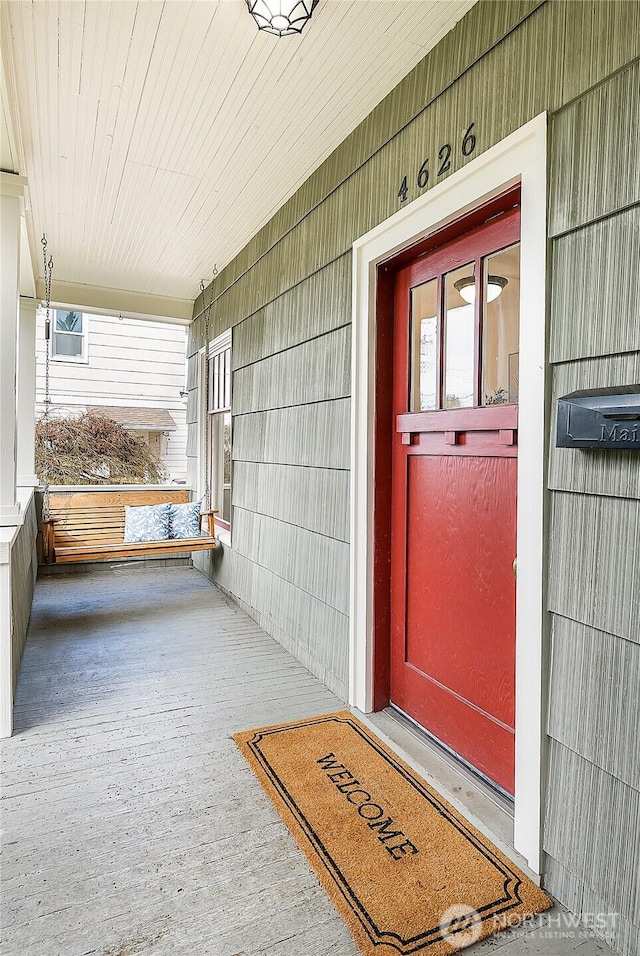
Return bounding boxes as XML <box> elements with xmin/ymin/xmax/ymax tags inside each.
<box><xmin>445</xmin><ymin>263</ymin><xmax>475</xmax><ymax>408</ymax></box>
<box><xmin>482</xmin><ymin>244</ymin><xmax>520</xmax><ymax>405</ymax></box>
<box><xmin>410</xmin><ymin>279</ymin><xmax>438</xmax><ymax>411</ymax></box>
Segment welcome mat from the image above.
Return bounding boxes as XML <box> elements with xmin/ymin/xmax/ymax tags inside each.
<box><xmin>234</xmin><ymin>711</ymin><xmax>551</xmax><ymax>955</ymax></box>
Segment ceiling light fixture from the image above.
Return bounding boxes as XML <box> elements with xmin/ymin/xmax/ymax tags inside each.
<box><xmin>246</xmin><ymin>0</ymin><xmax>319</xmax><ymax>37</ymax></box>
<box><xmin>454</xmin><ymin>274</ymin><xmax>508</xmax><ymax>304</ymax></box>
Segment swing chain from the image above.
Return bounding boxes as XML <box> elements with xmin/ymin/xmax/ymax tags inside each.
<box><xmin>200</xmin><ymin>267</ymin><xmax>217</xmax><ymax>511</ymax></box>
<box><xmin>41</xmin><ymin>235</ymin><xmax>54</xmax><ymax>521</ymax></box>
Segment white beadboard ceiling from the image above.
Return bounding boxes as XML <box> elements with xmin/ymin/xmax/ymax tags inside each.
<box><xmin>2</xmin><ymin>0</ymin><xmax>477</xmax><ymax>317</ymax></box>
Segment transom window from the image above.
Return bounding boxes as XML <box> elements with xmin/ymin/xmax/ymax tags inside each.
<box><xmin>52</xmin><ymin>310</ymin><xmax>87</xmax><ymax>361</ymax></box>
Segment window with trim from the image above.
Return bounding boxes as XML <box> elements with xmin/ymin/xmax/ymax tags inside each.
<box><xmin>207</xmin><ymin>331</ymin><xmax>232</xmax><ymax>533</ymax></box>
<box><xmin>406</xmin><ymin>207</ymin><xmax>520</xmax><ymax>411</ymax></box>
<box><xmin>52</xmin><ymin>309</ymin><xmax>88</xmax><ymax>361</ymax></box>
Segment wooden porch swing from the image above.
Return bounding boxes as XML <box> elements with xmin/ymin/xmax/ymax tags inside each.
<box><xmin>39</xmin><ymin>244</ymin><xmax>220</xmax><ymax>565</ymax></box>
<box><xmin>42</xmin><ymin>488</ymin><xmax>219</xmax><ymax>565</ymax></box>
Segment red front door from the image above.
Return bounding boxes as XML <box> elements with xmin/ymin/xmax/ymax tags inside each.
<box><xmin>389</xmin><ymin>204</ymin><xmax>521</xmax><ymax>795</ymax></box>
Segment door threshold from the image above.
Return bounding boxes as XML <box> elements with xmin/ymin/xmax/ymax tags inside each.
<box><xmin>389</xmin><ymin>703</ymin><xmax>515</xmax><ymax>805</ymax></box>
<box><xmin>350</xmin><ymin>706</ymin><xmax>539</xmax><ymax>884</ymax></box>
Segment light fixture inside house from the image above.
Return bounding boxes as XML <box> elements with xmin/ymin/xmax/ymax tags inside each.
<box><xmin>246</xmin><ymin>0</ymin><xmax>319</xmax><ymax>36</ymax></box>
<box><xmin>454</xmin><ymin>274</ymin><xmax>508</xmax><ymax>304</ymax></box>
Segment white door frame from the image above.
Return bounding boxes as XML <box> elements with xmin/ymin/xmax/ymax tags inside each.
<box><xmin>349</xmin><ymin>113</ymin><xmax>548</xmax><ymax>875</ymax></box>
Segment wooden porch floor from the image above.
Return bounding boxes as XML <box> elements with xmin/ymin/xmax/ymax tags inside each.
<box><xmin>1</xmin><ymin>566</ymin><xmax>614</xmax><ymax>956</ymax></box>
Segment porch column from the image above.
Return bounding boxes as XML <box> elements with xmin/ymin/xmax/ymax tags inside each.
<box><xmin>0</xmin><ymin>536</ymin><xmax>14</xmax><ymax>737</ymax></box>
<box><xmin>0</xmin><ymin>172</ymin><xmax>27</xmax><ymax>526</ymax></box>
<box><xmin>16</xmin><ymin>297</ymin><xmax>39</xmax><ymax>488</ymax></box>
<box><xmin>0</xmin><ymin>172</ymin><xmax>27</xmax><ymax>738</ymax></box>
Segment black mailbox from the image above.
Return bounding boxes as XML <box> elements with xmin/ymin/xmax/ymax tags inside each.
<box><xmin>556</xmin><ymin>386</ymin><xmax>640</xmax><ymax>450</ymax></box>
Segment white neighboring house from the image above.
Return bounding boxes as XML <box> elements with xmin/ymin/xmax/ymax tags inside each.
<box><xmin>35</xmin><ymin>309</ymin><xmax>188</xmax><ymax>483</ymax></box>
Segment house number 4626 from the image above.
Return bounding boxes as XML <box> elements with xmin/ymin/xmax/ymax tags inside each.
<box><xmin>397</xmin><ymin>123</ymin><xmax>476</xmax><ymax>203</ymax></box>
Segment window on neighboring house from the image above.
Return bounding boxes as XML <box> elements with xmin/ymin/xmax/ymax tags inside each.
<box><xmin>52</xmin><ymin>310</ymin><xmax>87</xmax><ymax>361</ymax></box>
<box><xmin>207</xmin><ymin>331</ymin><xmax>232</xmax><ymax>534</ymax></box>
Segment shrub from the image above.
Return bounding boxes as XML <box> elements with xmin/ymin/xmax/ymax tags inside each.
<box><xmin>35</xmin><ymin>412</ymin><xmax>165</xmax><ymax>485</ymax></box>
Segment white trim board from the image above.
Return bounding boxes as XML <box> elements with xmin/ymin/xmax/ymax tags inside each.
<box><xmin>349</xmin><ymin>113</ymin><xmax>549</xmax><ymax>875</ymax></box>
<box><xmin>208</xmin><ymin>328</ymin><xmax>232</xmax><ymax>358</ymax></box>
<box><xmin>35</xmin><ymin>279</ymin><xmax>193</xmax><ymax>326</ymax></box>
